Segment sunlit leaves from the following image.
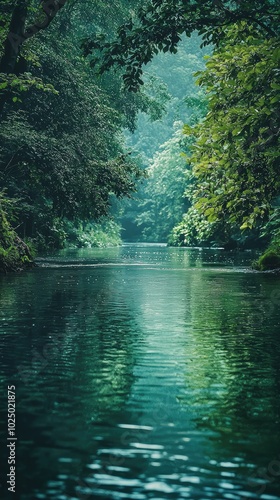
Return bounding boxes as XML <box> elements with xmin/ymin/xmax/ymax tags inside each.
<box><xmin>0</xmin><ymin>72</ymin><xmax>58</xmax><ymax>103</ymax></box>
<box><xmin>184</xmin><ymin>23</ymin><xmax>280</xmax><ymax>233</ymax></box>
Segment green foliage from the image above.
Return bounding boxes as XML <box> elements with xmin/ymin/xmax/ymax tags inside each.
<box><xmin>83</xmin><ymin>0</ymin><xmax>279</xmax><ymax>90</ymax></box>
<box><xmin>260</xmin><ymin>207</ymin><xmax>280</xmax><ymax>245</ymax></box>
<box><xmin>126</xmin><ymin>35</ymin><xmax>209</xmax><ymax>161</ymax></box>
<box><xmin>0</xmin><ymin>191</ymin><xmax>33</xmax><ymax>272</ymax></box>
<box><xmin>253</xmin><ymin>207</ymin><xmax>280</xmax><ymax>270</ymax></box>
<box><xmin>0</xmin><ymin>191</ymin><xmax>16</xmax><ymax>245</ymax></box>
<box><xmin>176</xmin><ymin>23</ymin><xmax>280</xmax><ymax>247</ymax></box>
<box><xmin>169</xmin><ymin>206</ymin><xmax>220</xmax><ymax>247</ymax></box>
<box><xmin>253</xmin><ymin>248</ymin><xmax>280</xmax><ymax>271</ymax></box>
<box><xmin>122</xmin><ymin>35</ymin><xmax>209</xmax><ymax>242</ymax></box>
<box><xmin>65</xmin><ymin>219</ymin><xmax>122</xmax><ymax>248</ymax></box>
<box><xmin>0</xmin><ymin>73</ymin><xmax>58</xmax><ymax>103</ymax></box>
<box><xmin>0</xmin><ymin>0</ymin><xmax>155</xmax><ymax>253</ymax></box>
<box><xmin>1</xmin><ymin>1</ymin><xmax>279</xmax><ymax>259</ymax></box>
<box><xmin>134</xmin><ymin>124</ymin><xmax>191</xmax><ymax>242</ymax></box>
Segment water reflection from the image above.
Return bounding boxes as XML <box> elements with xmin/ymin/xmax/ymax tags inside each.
<box><xmin>0</xmin><ymin>246</ymin><xmax>279</xmax><ymax>499</ymax></box>
<box><xmin>180</xmin><ymin>270</ymin><xmax>280</xmax><ymax>498</ymax></box>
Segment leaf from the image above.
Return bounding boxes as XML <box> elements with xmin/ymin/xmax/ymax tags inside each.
<box><xmin>270</xmin><ymin>82</ymin><xmax>280</xmax><ymax>90</ymax></box>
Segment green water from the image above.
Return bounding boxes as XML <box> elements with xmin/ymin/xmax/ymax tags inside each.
<box><xmin>0</xmin><ymin>244</ymin><xmax>280</xmax><ymax>499</ymax></box>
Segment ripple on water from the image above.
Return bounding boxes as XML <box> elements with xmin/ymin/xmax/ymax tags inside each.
<box><xmin>2</xmin><ymin>246</ymin><xmax>280</xmax><ymax>500</ymax></box>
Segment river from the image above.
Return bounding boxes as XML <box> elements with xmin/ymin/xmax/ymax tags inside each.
<box><xmin>0</xmin><ymin>244</ymin><xmax>280</xmax><ymax>499</ymax></box>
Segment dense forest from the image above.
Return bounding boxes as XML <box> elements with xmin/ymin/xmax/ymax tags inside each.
<box><xmin>0</xmin><ymin>0</ymin><xmax>279</xmax><ymax>271</ymax></box>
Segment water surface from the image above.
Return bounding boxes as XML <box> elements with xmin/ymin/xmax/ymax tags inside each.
<box><xmin>0</xmin><ymin>244</ymin><xmax>280</xmax><ymax>499</ymax></box>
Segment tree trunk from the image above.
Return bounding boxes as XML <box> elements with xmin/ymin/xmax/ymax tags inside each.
<box><xmin>0</xmin><ymin>0</ymin><xmax>28</xmax><ymax>74</ymax></box>
<box><xmin>0</xmin><ymin>0</ymin><xmax>68</xmax><ymax>115</ymax></box>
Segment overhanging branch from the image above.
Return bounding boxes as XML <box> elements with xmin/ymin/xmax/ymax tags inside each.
<box><xmin>0</xmin><ymin>0</ymin><xmax>69</xmax><ymax>74</ymax></box>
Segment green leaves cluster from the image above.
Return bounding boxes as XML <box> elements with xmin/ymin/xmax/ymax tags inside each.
<box><xmin>187</xmin><ymin>24</ymin><xmax>280</xmax><ymax>233</ymax></box>
<box><xmin>83</xmin><ymin>0</ymin><xmax>279</xmax><ymax>90</ymax></box>
<box><xmin>0</xmin><ymin>73</ymin><xmax>57</xmax><ymax>101</ymax></box>
<box><xmin>121</xmin><ymin>34</ymin><xmax>209</xmax><ymax>243</ymax></box>
<box><xmin>171</xmin><ymin>22</ymin><xmax>279</xmax><ymax>248</ymax></box>
<box><xmin>134</xmin><ymin>124</ymin><xmax>191</xmax><ymax>242</ymax></box>
<box><xmin>0</xmin><ymin>190</ymin><xmax>33</xmax><ymax>271</ymax></box>
<box><xmin>65</xmin><ymin>218</ymin><xmax>122</xmax><ymax>248</ymax></box>
<box><xmin>170</xmin><ymin>207</ymin><xmax>219</xmax><ymax>247</ymax></box>
<box><xmin>0</xmin><ymin>0</ymin><xmax>160</xmax><ymax>253</ymax></box>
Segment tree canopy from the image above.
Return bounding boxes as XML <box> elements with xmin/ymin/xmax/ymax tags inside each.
<box><xmin>0</xmin><ymin>0</ymin><xmax>280</xmax><ymax>269</ymax></box>
<box><xmin>0</xmin><ymin>0</ymin><xmax>162</xmax><ymax>252</ymax></box>
<box><xmin>170</xmin><ymin>20</ymin><xmax>280</xmax><ymax>249</ymax></box>
<box><xmin>83</xmin><ymin>0</ymin><xmax>279</xmax><ymax>90</ymax></box>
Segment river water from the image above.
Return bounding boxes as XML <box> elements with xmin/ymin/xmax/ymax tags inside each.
<box><xmin>0</xmin><ymin>244</ymin><xmax>280</xmax><ymax>499</ymax></box>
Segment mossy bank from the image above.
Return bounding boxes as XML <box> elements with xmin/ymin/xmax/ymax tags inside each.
<box><xmin>253</xmin><ymin>245</ymin><xmax>280</xmax><ymax>272</ymax></box>
<box><xmin>0</xmin><ymin>206</ymin><xmax>34</xmax><ymax>273</ymax></box>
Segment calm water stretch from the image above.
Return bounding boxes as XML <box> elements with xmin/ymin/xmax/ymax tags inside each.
<box><xmin>1</xmin><ymin>244</ymin><xmax>280</xmax><ymax>499</ymax></box>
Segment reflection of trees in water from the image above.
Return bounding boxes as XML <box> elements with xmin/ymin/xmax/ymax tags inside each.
<box><xmin>0</xmin><ymin>265</ymin><xmax>143</xmax><ymax>497</ymax></box>
<box><xmin>2</xmin><ymin>253</ymin><xmax>280</xmax><ymax>497</ymax></box>
<box><xmin>181</xmin><ymin>270</ymin><xmax>280</xmax><ymax>462</ymax></box>
<box><xmin>73</xmin><ymin>268</ymin><xmax>141</xmax><ymax>417</ymax></box>
<box><xmin>1</xmin><ymin>267</ymin><xmax>140</xmax><ymax>406</ymax></box>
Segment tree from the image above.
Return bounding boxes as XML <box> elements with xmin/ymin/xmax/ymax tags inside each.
<box><xmin>83</xmin><ymin>0</ymin><xmax>279</xmax><ymax>90</ymax></box>
<box><xmin>169</xmin><ymin>20</ymin><xmax>279</xmax><ymax>250</ymax></box>
<box><xmin>135</xmin><ymin>123</ymin><xmax>191</xmax><ymax>242</ymax></box>
<box><xmin>0</xmin><ymin>0</ymin><xmax>70</xmax><ymax>114</ymax></box>
<box><xmin>0</xmin><ymin>1</ymin><xmax>68</xmax><ymax>73</ymax></box>
<box><xmin>121</xmin><ymin>34</ymin><xmax>209</xmax><ymax>242</ymax></box>
<box><xmin>184</xmin><ymin>23</ymin><xmax>280</xmax><ymax>231</ymax></box>
<box><xmin>0</xmin><ymin>0</ymin><xmax>167</xmax><ymax>250</ymax></box>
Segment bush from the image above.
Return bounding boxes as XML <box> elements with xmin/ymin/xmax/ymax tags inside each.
<box><xmin>169</xmin><ymin>207</ymin><xmax>219</xmax><ymax>247</ymax></box>
<box><xmin>65</xmin><ymin>219</ymin><xmax>122</xmax><ymax>248</ymax></box>
<box><xmin>253</xmin><ymin>247</ymin><xmax>280</xmax><ymax>271</ymax></box>
<box><xmin>0</xmin><ymin>192</ymin><xmax>34</xmax><ymax>272</ymax></box>
<box><xmin>253</xmin><ymin>209</ymin><xmax>280</xmax><ymax>270</ymax></box>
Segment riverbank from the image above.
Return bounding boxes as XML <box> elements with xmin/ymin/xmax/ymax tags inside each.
<box><xmin>0</xmin><ymin>208</ymin><xmax>34</xmax><ymax>273</ymax></box>
<box><xmin>0</xmin><ymin>234</ymin><xmax>34</xmax><ymax>273</ymax></box>
<box><xmin>253</xmin><ymin>245</ymin><xmax>280</xmax><ymax>271</ymax></box>
<box><xmin>0</xmin><ymin>214</ymin><xmax>123</xmax><ymax>272</ymax></box>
